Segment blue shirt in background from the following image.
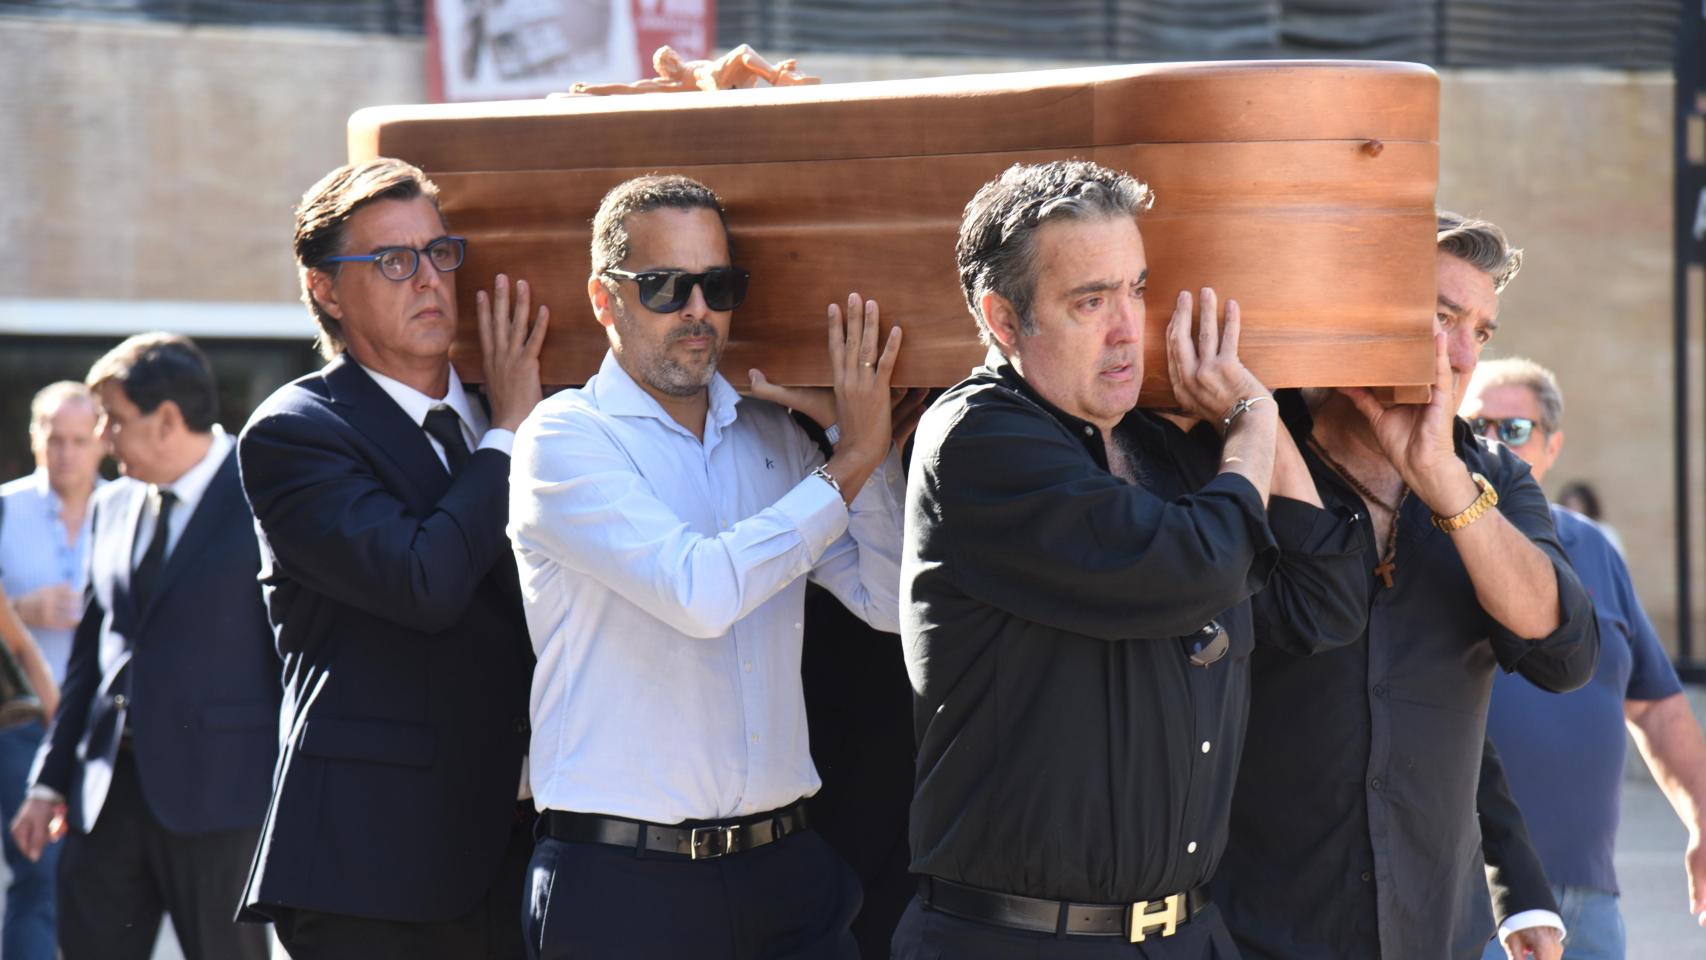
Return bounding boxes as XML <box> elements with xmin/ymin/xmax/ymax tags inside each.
<box><xmin>0</xmin><ymin>469</ymin><xmax>97</xmax><ymax>683</ymax></box>
<box><xmin>1485</xmin><ymin>504</ymin><xmax>1682</xmax><ymax>895</ymax></box>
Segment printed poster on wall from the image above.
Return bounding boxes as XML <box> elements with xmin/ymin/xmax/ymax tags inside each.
<box><xmin>427</xmin><ymin>0</ymin><xmax>715</xmax><ymax>102</ymax></box>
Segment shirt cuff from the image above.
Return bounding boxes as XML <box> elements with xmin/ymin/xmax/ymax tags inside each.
<box><xmin>26</xmin><ymin>784</ymin><xmax>63</xmax><ymax>805</ymax></box>
<box><xmin>1498</xmin><ymin>909</ymin><xmax>1565</xmax><ymax>944</ymax></box>
<box><xmin>479</xmin><ymin>428</ymin><xmax>515</xmax><ymax>456</ymax></box>
<box><xmin>776</xmin><ymin>470</ymin><xmax>851</xmax><ymax>558</ymax></box>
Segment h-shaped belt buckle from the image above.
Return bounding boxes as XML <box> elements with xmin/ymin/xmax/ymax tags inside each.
<box><xmin>1128</xmin><ymin>893</ymin><xmax>1182</xmax><ymax>942</ymax></box>
<box><xmin>689</xmin><ymin>824</ymin><xmax>739</xmax><ymax>860</ymax></box>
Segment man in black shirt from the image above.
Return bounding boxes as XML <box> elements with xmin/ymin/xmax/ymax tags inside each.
<box><xmin>895</xmin><ymin>160</ymin><xmax>1369</xmax><ymax>958</ymax></box>
<box><xmin>1214</xmin><ymin>213</ymin><xmax>1600</xmax><ymax>960</ymax></box>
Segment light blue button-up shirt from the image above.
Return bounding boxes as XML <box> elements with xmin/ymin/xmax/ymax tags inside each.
<box><xmin>0</xmin><ymin>469</ymin><xmax>100</xmax><ymax>682</ymax></box>
<box><xmin>509</xmin><ymin>350</ymin><xmax>904</xmax><ymax>823</ymax></box>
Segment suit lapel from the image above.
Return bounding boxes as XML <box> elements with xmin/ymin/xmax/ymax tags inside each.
<box><xmin>134</xmin><ymin>449</ymin><xmax>240</xmax><ymax>627</ymax></box>
<box><xmin>322</xmin><ymin>355</ymin><xmax>451</xmax><ymax>508</ymax></box>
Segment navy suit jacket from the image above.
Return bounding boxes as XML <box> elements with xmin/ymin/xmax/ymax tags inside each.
<box><xmin>30</xmin><ymin>446</ymin><xmax>281</xmax><ymax>836</ymax></box>
<box><xmin>235</xmin><ymin>355</ymin><xmax>533</xmax><ymax>924</ymax></box>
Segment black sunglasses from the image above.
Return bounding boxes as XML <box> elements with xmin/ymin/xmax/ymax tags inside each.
<box><xmin>1182</xmin><ymin>620</ymin><xmax>1229</xmax><ymax>668</ymax></box>
<box><xmin>602</xmin><ymin>266</ymin><xmax>750</xmax><ymax>313</ymax></box>
<box><xmin>1469</xmin><ymin>416</ymin><xmax>1537</xmax><ymax>446</ymax></box>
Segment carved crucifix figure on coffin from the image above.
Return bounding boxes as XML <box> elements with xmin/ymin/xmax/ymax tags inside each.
<box><xmin>563</xmin><ymin>44</ymin><xmax>821</xmax><ymax>96</ymax></box>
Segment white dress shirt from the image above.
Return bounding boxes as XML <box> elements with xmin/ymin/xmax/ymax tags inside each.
<box><xmin>130</xmin><ymin>426</ymin><xmax>232</xmax><ymax>568</ymax></box>
<box><xmin>355</xmin><ymin>361</ymin><xmax>512</xmax><ymax>461</ymax></box>
<box><xmin>509</xmin><ymin>350</ymin><xmax>905</xmax><ymax>824</ymax></box>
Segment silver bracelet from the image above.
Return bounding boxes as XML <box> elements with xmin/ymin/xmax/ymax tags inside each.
<box><xmin>823</xmin><ymin>422</ymin><xmax>840</xmax><ymax>446</ymax></box>
<box><xmin>811</xmin><ymin>465</ymin><xmax>842</xmax><ymax>496</ymax></box>
<box><xmin>1220</xmin><ymin>395</ymin><xmax>1274</xmax><ymax>431</ymax></box>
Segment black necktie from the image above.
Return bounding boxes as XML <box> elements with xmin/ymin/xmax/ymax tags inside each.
<box><xmin>132</xmin><ymin>489</ymin><xmax>176</xmax><ymax>607</ymax></box>
<box><xmin>422</xmin><ymin>407</ymin><xmax>472</xmax><ymax>477</ymax></box>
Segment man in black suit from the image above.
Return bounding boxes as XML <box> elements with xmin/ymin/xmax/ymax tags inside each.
<box><xmin>235</xmin><ymin>157</ymin><xmax>546</xmax><ymax>958</ymax></box>
<box><xmin>10</xmin><ymin>332</ymin><xmax>281</xmax><ymax>960</ymax></box>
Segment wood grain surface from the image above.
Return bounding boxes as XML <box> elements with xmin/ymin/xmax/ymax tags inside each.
<box><xmin>349</xmin><ymin>60</ymin><xmax>1441</xmax><ymax>405</ymax></box>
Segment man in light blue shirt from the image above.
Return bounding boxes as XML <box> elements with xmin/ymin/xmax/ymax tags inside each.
<box><xmin>510</xmin><ymin>174</ymin><xmax>919</xmax><ymax>960</ymax></box>
<box><xmin>1465</xmin><ymin>358</ymin><xmax>1706</xmax><ymax>959</ymax></box>
<box><xmin>0</xmin><ymin>380</ymin><xmax>102</xmax><ymax>960</ymax></box>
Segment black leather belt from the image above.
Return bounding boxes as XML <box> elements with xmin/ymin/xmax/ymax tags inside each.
<box><xmin>920</xmin><ymin>875</ymin><xmax>1211</xmax><ymax>942</ymax></box>
<box><xmin>543</xmin><ymin>802</ymin><xmax>808</xmax><ymax>860</ymax></box>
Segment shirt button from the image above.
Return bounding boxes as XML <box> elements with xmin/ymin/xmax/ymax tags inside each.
<box><xmin>1370</xmin><ymin>778</ymin><xmax>1383</xmax><ymax>791</ymax></box>
<box><xmin>794</xmin><ymin>623</ymin><xmax>802</xmax><ymax>630</ymax></box>
<box><xmin>1200</xmin><ymin>741</ymin><xmax>1211</xmax><ymax>754</ymax></box>
<box><xmin>1083</xmin><ymin>425</ymin><xmax>1094</xmax><ymax>437</ymax></box>
<box><xmin>743</xmin><ymin>660</ymin><xmax>753</xmax><ymax>673</ymax></box>
<box><xmin>750</xmin><ymin>733</ymin><xmax>760</xmax><ymax>744</ymax></box>
<box><xmin>1372</xmin><ymin>683</ymin><xmax>1388</xmax><ymax>697</ymax></box>
<box><xmin>1361</xmin><ymin>871</ymin><xmax>1372</xmax><ymax>883</ymax></box>
<box><xmin>1186</xmin><ymin>841</ymin><xmax>1198</xmax><ymax>854</ymax></box>
<box><xmin>112</xmin><ymin>694</ymin><xmax>128</xmax><ymax>709</ymax></box>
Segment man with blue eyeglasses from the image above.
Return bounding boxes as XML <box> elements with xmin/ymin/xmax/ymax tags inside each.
<box><xmin>236</xmin><ymin>157</ymin><xmax>547</xmax><ymax>958</ymax></box>
<box><xmin>0</xmin><ymin>380</ymin><xmax>100</xmax><ymax>960</ymax></box>
<box><xmin>1465</xmin><ymin>357</ymin><xmax>1706</xmax><ymax>958</ymax></box>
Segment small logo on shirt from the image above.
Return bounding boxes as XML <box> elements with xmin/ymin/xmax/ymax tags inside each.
<box><xmin>765</xmin><ymin>457</ymin><xmax>775</xmax><ymax>469</ymax></box>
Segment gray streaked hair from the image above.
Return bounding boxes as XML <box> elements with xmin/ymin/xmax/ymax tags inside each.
<box><xmin>956</xmin><ymin>160</ymin><xmax>1154</xmax><ymax>345</ymax></box>
<box><xmin>590</xmin><ymin>174</ymin><xmax>732</xmax><ymax>279</ymax></box>
<box><xmin>1438</xmin><ymin>210</ymin><xmax>1523</xmax><ymax>293</ymax></box>
<box><xmin>1470</xmin><ymin>356</ymin><xmax>1564</xmax><ymax>434</ymax></box>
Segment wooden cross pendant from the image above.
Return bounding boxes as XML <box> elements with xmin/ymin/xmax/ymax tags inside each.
<box><xmin>1374</xmin><ymin>559</ymin><xmax>1396</xmax><ymax>589</ymax></box>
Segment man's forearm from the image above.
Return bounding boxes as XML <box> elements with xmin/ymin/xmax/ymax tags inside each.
<box><xmin>1217</xmin><ymin>407</ymin><xmax>1277</xmax><ymax>505</ymax></box>
<box><xmin>1420</xmin><ymin>465</ymin><xmax>1559</xmax><ymax>638</ymax></box>
<box><xmin>1629</xmin><ymin>693</ymin><xmax>1706</xmax><ymax>835</ymax></box>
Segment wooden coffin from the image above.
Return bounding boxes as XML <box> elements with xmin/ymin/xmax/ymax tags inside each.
<box><xmin>348</xmin><ymin>60</ymin><xmax>1439</xmax><ymax>405</ymax></box>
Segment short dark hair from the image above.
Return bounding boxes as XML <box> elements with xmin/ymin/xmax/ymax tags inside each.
<box><xmin>956</xmin><ymin>160</ymin><xmax>1154</xmax><ymax>346</ymax></box>
<box><xmin>1437</xmin><ymin>210</ymin><xmax>1523</xmax><ymax>293</ymax></box>
<box><xmin>85</xmin><ymin>333</ymin><xmax>219</xmax><ymax>433</ymax></box>
<box><xmin>589</xmin><ymin>174</ymin><xmax>733</xmax><ymax>280</ymax></box>
<box><xmin>295</xmin><ymin>158</ymin><xmax>445</xmax><ymax>360</ymax></box>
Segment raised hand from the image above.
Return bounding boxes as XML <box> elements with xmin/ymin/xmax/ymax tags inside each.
<box><xmin>1338</xmin><ymin>332</ymin><xmax>1467</xmax><ymax>512</ymax></box>
<box><xmin>818</xmin><ymin>293</ymin><xmax>902</xmax><ymax>502</ymax></box>
<box><xmin>478</xmin><ymin>273</ymin><xmax>550</xmax><ymax>432</ymax></box>
<box><xmin>1165</xmin><ymin>287</ymin><xmax>1270</xmax><ymax>428</ymax></box>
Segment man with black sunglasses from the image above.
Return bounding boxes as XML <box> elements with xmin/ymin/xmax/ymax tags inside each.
<box><xmin>235</xmin><ymin>158</ymin><xmax>546</xmax><ymax>958</ymax></box>
<box><xmin>509</xmin><ymin>174</ymin><xmax>920</xmax><ymax>959</ymax></box>
<box><xmin>1465</xmin><ymin>358</ymin><xmax>1706</xmax><ymax>956</ymax></box>
<box><xmin>1215</xmin><ymin>214</ymin><xmax>1600</xmax><ymax>960</ymax></box>
<box><xmin>895</xmin><ymin>160</ymin><xmax>1367</xmax><ymax>959</ymax></box>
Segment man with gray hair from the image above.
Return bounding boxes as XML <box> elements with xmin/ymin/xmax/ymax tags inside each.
<box><xmin>1215</xmin><ymin>214</ymin><xmax>1599</xmax><ymax>960</ymax></box>
<box><xmin>1464</xmin><ymin>357</ymin><xmax>1706</xmax><ymax>956</ymax></box>
<box><xmin>896</xmin><ymin>159</ymin><xmax>1367</xmax><ymax>958</ymax></box>
<box><xmin>0</xmin><ymin>380</ymin><xmax>100</xmax><ymax>960</ymax></box>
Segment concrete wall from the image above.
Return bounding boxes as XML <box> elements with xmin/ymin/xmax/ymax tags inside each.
<box><xmin>2</xmin><ymin>20</ymin><xmax>1694</xmax><ymax>649</ymax></box>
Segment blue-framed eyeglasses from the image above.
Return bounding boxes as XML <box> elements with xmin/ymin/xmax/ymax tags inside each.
<box><xmin>323</xmin><ymin>236</ymin><xmax>466</xmax><ymax>281</ymax></box>
<box><xmin>1469</xmin><ymin>416</ymin><xmax>1537</xmax><ymax>446</ymax></box>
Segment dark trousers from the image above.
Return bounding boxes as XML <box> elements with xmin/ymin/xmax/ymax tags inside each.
<box><xmin>525</xmin><ymin>826</ymin><xmax>861</xmax><ymax>960</ymax></box>
<box><xmin>56</xmin><ymin>747</ymin><xmax>268</xmax><ymax>960</ymax></box>
<box><xmin>890</xmin><ymin>895</ymin><xmax>1242</xmax><ymax>960</ymax></box>
<box><xmin>273</xmin><ymin>814</ymin><xmax>534</xmax><ymax>960</ymax></box>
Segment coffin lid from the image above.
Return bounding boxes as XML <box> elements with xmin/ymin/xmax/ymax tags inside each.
<box><xmin>349</xmin><ymin>59</ymin><xmax>1439</xmax><ymax>172</ymax></box>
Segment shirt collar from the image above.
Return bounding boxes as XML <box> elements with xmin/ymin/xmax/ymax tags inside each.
<box><xmin>155</xmin><ymin>425</ymin><xmax>231</xmax><ymax>513</ymax></box>
<box><xmin>588</xmin><ymin>350</ymin><xmax>741</xmax><ymax>436</ymax></box>
<box><xmin>29</xmin><ymin>468</ymin><xmax>56</xmax><ymax>509</ymax></box>
<box><xmin>981</xmin><ymin>348</ymin><xmax>1109</xmax><ymax>468</ymax></box>
<box><xmin>356</xmin><ymin>361</ymin><xmax>481</xmax><ymax>444</ymax></box>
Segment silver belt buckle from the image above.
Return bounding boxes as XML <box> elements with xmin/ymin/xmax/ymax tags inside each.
<box><xmin>1128</xmin><ymin>893</ymin><xmax>1182</xmax><ymax>942</ymax></box>
<box><xmin>689</xmin><ymin>824</ymin><xmax>738</xmax><ymax>860</ymax></box>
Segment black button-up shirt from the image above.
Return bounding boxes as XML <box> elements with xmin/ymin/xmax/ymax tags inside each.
<box><xmin>901</xmin><ymin>359</ymin><xmax>1367</xmax><ymax>904</ymax></box>
<box><xmin>1215</xmin><ymin>391</ymin><xmax>1599</xmax><ymax>960</ymax></box>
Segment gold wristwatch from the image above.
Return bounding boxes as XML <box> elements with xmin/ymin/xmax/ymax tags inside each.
<box><xmin>1431</xmin><ymin>472</ymin><xmax>1498</xmax><ymax>533</ymax></box>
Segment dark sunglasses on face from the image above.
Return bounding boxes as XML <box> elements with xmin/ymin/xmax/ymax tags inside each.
<box><xmin>323</xmin><ymin>236</ymin><xmax>465</xmax><ymax>281</ymax></box>
<box><xmin>1469</xmin><ymin>416</ymin><xmax>1536</xmax><ymax>446</ymax></box>
<box><xmin>602</xmin><ymin>266</ymin><xmax>750</xmax><ymax>313</ymax></box>
<box><xmin>1182</xmin><ymin>620</ymin><xmax>1229</xmax><ymax>668</ymax></box>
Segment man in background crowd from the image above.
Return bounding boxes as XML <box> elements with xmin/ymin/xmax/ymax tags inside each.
<box><xmin>12</xmin><ymin>333</ymin><xmax>280</xmax><ymax>960</ymax></box>
<box><xmin>1465</xmin><ymin>357</ymin><xmax>1706</xmax><ymax>957</ymax></box>
<box><xmin>0</xmin><ymin>380</ymin><xmax>103</xmax><ymax>959</ymax></box>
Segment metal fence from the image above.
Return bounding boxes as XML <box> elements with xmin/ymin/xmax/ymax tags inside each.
<box><xmin>718</xmin><ymin>0</ymin><xmax>1682</xmax><ymax>68</ymax></box>
<box><xmin>0</xmin><ymin>0</ymin><xmax>1683</xmax><ymax>66</ymax></box>
<box><xmin>0</xmin><ymin>0</ymin><xmax>423</xmax><ymax>34</ymax></box>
